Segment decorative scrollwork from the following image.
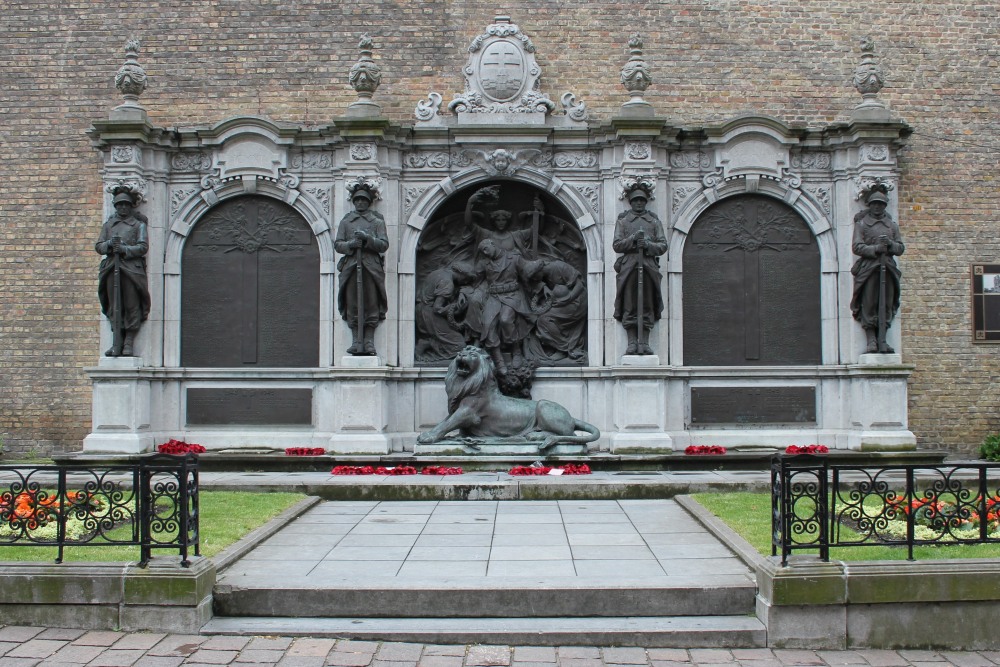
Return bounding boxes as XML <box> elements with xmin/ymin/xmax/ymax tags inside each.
<box><xmin>560</xmin><ymin>92</ymin><xmax>588</xmax><ymax>121</ymax></box>
<box><xmin>171</xmin><ymin>152</ymin><xmax>213</xmax><ymax>172</ymax></box>
<box><xmin>415</xmin><ymin>92</ymin><xmax>444</xmax><ymax>121</ymax></box>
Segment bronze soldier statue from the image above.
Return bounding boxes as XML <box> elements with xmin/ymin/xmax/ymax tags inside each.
<box><xmin>96</xmin><ymin>190</ymin><xmax>150</xmax><ymax>357</ymax></box>
<box><xmin>851</xmin><ymin>188</ymin><xmax>904</xmax><ymax>353</ymax></box>
<box><xmin>613</xmin><ymin>187</ymin><xmax>667</xmax><ymax>355</ymax></box>
<box><xmin>334</xmin><ymin>185</ymin><xmax>389</xmax><ymax>356</ymax></box>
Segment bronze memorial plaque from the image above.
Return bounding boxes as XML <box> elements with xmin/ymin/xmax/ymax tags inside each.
<box><xmin>972</xmin><ymin>264</ymin><xmax>1000</xmax><ymax>343</ymax></box>
<box><xmin>691</xmin><ymin>386</ymin><xmax>817</xmax><ymax>425</ymax></box>
<box><xmin>186</xmin><ymin>388</ymin><xmax>313</xmax><ymax>425</ymax></box>
<box><xmin>182</xmin><ymin>196</ymin><xmax>320</xmax><ymax>367</ymax></box>
<box><xmin>683</xmin><ymin>195</ymin><xmax>821</xmax><ymax>365</ymax></box>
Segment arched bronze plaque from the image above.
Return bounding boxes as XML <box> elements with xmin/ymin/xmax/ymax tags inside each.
<box><xmin>181</xmin><ymin>196</ymin><xmax>319</xmax><ymax>367</ymax></box>
<box><xmin>683</xmin><ymin>195</ymin><xmax>821</xmax><ymax>365</ymax></box>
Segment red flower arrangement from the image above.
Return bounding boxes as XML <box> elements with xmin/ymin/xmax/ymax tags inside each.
<box><xmin>421</xmin><ymin>466</ymin><xmax>464</xmax><ymax>475</ymax></box>
<box><xmin>157</xmin><ymin>439</ymin><xmax>206</xmax><ymax>455</ymax></box>
<box><xmin>0</xmin><ymin>490</ymin><xmax>100</xmax><ymax>530</ymax></box>
<box><xmin>330</xmin><ymin>465</ymin><xmax>418</xmax><ymax>476</ymax></box>
<box><xmin>684</xmin><ymin>445</ymin><xmax>727</xmax><ymax>455</ymax></box>
<box><xmin>285</xmin><ymin>447</ymin><xmax>326</xmax><ymax>456</ymax></box>
<box><xmin>785</xmin><ymin>444</ymin><xmax>829</xmax><ymax>455</ymax></box>
<box><xmin>508</xmin><ymin>464</ymin><xmax>592</xmax><ymax>476</ymax></box>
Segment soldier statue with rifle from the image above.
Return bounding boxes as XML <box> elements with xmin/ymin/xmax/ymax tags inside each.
<box><xmin>95</xmin><ymin>189</ymin><xmax>150</xmax><ymax>357</ymax></box>
<box><xmin>851</xmin><ymin>187</ymin><xmax>904</xmax><ymax>354</ymax></box>
<box><xmin>612</xmin><ymin>183</ymin><xmax>667</xmax><ymax>355</ymax></box>
<box><xmin>335</xmin><ymin>182</ymin><xmax>389</xmax><ymax>356</ymax></box>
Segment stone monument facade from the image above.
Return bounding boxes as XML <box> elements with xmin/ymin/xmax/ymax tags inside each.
<box><xmin>84</xmin><ymin>21</ymin><xmax>915</xmax><ymax>455</ymax></box>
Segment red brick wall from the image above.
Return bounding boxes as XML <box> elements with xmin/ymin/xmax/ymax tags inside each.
<box><xmin>1</xmin><ymin>1</ymin><xmax>997</xmax><ymax>454</ymax></box>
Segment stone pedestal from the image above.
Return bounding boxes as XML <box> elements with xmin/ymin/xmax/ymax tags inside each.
<box><xmin>83</xmin><ymin>356</ymin><xmax>153</xmax><ymax>454</ymax></box>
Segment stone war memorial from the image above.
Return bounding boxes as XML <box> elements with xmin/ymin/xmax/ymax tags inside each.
<box><xmin>82</xmin><ymin>17</ymin><xmax>919</xmax><ymax>457</ymax></box>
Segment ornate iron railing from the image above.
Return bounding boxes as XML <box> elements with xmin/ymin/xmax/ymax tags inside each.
<box><xmin>0</xmin><ymin>454</ymin><xmax>199</xmax><ymax>566</ymax></box>
<box><xmin>771</xmin><ymin>455</ymin><xmax>1000</xmax><ymax>565</ymax></box>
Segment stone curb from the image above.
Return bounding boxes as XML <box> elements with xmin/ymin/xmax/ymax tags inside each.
<box><xmin>675</xmin><ymin>494</ymin><xmax>771</xmax><ymax>572</ymax></box>
<box><xmin>210</xmin><ymin>496</ymin><xmax>322</xmax><ymax>573</ymax></box>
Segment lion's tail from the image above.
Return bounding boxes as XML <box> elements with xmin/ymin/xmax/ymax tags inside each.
<box><xmin>564</xmin><ymin>420</ymin><xmax>601</xmax><ymax>445</ymax></box>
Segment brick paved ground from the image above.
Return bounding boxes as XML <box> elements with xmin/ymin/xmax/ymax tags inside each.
<box><xmin>0</xmin><ymin>626</ymin><xmax>997</xmax><ymax>667</ymax></box>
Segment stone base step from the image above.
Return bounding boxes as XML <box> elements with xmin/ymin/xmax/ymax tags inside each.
<box><xmin>201</xmin><ymin>615</ymin><xmax>767</xmax><ymax>647</ymax></box>
<box><xmin>212</xmin><ymin>579</ymin><xmax>756</xmax><ymax>618</ymax></box>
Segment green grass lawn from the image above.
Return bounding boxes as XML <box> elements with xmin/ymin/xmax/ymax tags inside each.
<box><xmin>0</xmin><ymin>491</ymin><xmax>306</xmax><ymax>563</ymax></box>
<box><xmin>692</xmin><ymin>491</ymin><xmax>1000</xmax><ymax>561</ymax></box>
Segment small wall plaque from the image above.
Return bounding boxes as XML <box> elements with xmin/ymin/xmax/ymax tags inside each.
<box><xmin>186</xmin><ymin>388</ymin><xmax>313</xmax><ymax>425</ymax></box>
<box><xmin>972</xmin><ymin>264</ymin><xmax>1000</xmax><ymax>343</ymax></box>
<box><xmin>691</xmin><ymin>386</ymin><xmax>816</xmax><ymax>425</ymax></box>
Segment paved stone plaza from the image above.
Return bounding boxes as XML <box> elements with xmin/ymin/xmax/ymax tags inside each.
<box><xmin>217</xmin><ymin>499</ymin><xmax>750</xmax><ymax>580</ymax></box>
<box><xmin>0</xmin><ymin>626</ymin><xmax>998</xmax><ymax>667</ymax></box>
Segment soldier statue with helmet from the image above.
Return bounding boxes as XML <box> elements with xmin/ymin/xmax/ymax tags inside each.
<box><xmin>95</xmin><ymin>189</ymin><xmax>150</xmax><ymax>357</ymax></box>
<box><xmin>851</xmin><ymin>186</ymin><xmax>905</xmax><ymax>353</ymax></box>
<box><xmin>612</xmin><ymin>180</ymin><xmax>668</xmax><ymax>355</ymax></box>
<box><xmin>334</xmin><ymin>180</ymin><xmax>390</xmax><ymax>356</ymax></box>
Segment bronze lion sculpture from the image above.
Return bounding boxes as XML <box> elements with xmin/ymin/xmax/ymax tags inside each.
<box><xmin>417</xmin><ymin>346</ymin><xmax>600</xmax><ymax>452</ymax></box>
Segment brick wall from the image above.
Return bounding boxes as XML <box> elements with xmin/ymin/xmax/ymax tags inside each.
<box><xmin>1</xmin><ymin>1</ymin><xmax>997</xmax><ymax>455</ymax></box>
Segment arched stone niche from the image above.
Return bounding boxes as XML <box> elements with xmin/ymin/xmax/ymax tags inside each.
<box><xmin>413</xmin><ymin>180</ymin><xmax>588</xmax><ymax>368</ymax></box>
<box><xmin>181</xmin><ymin>195</ymin><xmax>320</xmax><ymax>367</ymax></box>
<box><xmin>682</xmin><ymin>194</ymin><xmax>821</xmax><ymax>365</ymax></box>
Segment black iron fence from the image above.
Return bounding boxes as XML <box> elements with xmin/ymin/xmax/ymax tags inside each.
<box><xmin>0</xmin><ymin>454</ymin><xmax>199</xmax><ymax>566</ymax></box>
<box><xmin>771</xmin><ymin>454</ymin><xmax>1000</xmax><ymax>565</ymax></box>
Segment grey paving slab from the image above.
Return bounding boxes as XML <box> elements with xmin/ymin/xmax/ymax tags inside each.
<box><xmin>308</xmin><ymin>561</ymin><xmax>403</xmax><ymax>577</ymax></box>
<box><xmin>643</xmin><ymin>532</ymin><xmax>725</xmax><ymax>546</ymax></box>
<box><xmin>34</xmin><ymin>631</ymin><xmax>85</xmax><ymax>642</ymax></box>
<box><xmin>486</xmin><ymin>560</ymin><xmax>577</xmax><ymax>577</ymax></box>
<box><xmin>659</xmin><ymin>558</ymin><xmax>751</xmax><ymax>576</ymax></box>
<box><xmin>395</xmin><ymin>560</ymin><xmax>490</xmax><ymax>575</ymax></box>
<box><xmin>494</xmin><ymin>514</ymin><xmax>564</xmax><ymax>524</ymax></box>
<box><xmin>72</xmin><ymin>632</ymin><xmax>123</xmax><ymax>647</ymax></box>
<box><xmin>286</xmin><ymin>640</ymin><xmax>337</xmax><ymax>657</ymax></box>
<box><xmin>111</xmin><ymin>634</ymin><xmax>167</xmax><ymax>651</ymax></box>
<box><xmin>132</xmin><ymin>656</ymin><xmax>186</xmax><ymax>667</ymax></box>
<box><xmin>570</xmin><ymin>546</ymin><xmax>656</xmax><ymax>560</ymax></box>
<box><xmin>490</xmin><ymin>534</ymin><xmax>569</xmax><ymax>547</ymax></box>
<box><xmin>466</xmin><ymin>646</ymin><xmax>511</xmax><ymax>666</ymax></box>
<box><xmin>240</xmin><ymin>545</ymin><xmax>335</xmax><ymax>561</ymax></box>
<box><xmin>421</xmin><ymin>523</ymin><xmax>495</xmax><ymax>535</ymax></box>
<box><xmin>87</xmin><ymin>649</ymin><xmax>147</xmax><ymax>667</ymax></box>
<box><xmin>44</xmin><ymin>646</ymin><xmax>106</xmax><ymax>665</ymax></box>
<box><xmin>337</xmin><ymin>534</ymin><xmax>421</xmax><ymax>548</ymax></box>
<box><xmin>489</xmin><ymin>546</ymin><xmax>572</xmax><ymax>561</ymax></box>
<box><xmin>420</xmin><ymin>646</ymin><xmax>467</xmax><ymax>657</ymax></box>
<box><xmin>512</xmin><ymin>647</ymin><xmax>556</xmax><ymax>663</ymax></box>
<box><xmin>601</xmin><ymin>648</ymin><xmax>649</xmax><ymax>664</ymax></box>
<box><xmin>6</xmin><ymin>643</ymin><xmax>67</xmax><ymax>660</ymax></box>
<box><xmin>324</xmin><ymin>546</ymin><xmax>414</xmax><ymax>560</ymax></box>
<box><xmin>414</xmin><ymin>534</ymin><xmax>493</xmax><ymax>548</ymax></box>
<box><xmin>566</xmin><ymin>533</ymin><xmax>646</xmax><ymax>546</ymax></box>
<box><xmin>647</xmin><ymin>544</ymin><xmax>735</xmax><ymax>560</ymax></box>
<box><xmin>572</xmin><ymin>559</ymin><xmax>667</xmax><ymax>577</ymax></box>
<box><xmin>408</xmin><ymin>547</ymin><xmax>491</xmax><ymax>561</ymax></box>
<box><xmin>561</xmin><ymin>523</ymin><xmax>641</xmax><ymax>535</ymax></box>
<box><xmin>0</xmin><ymin>628</ymin><xmax>45</xmax><ymax>643</ymax></box>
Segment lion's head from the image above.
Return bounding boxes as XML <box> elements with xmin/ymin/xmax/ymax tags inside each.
<box><xmin>444</xmin><ymin>346</ymin><xmax>497</xmax><ymax>413</ymax></box>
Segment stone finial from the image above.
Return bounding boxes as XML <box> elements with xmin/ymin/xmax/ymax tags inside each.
<box><xmin>113</xmin><ymin>39</ymin><xmax>147</xmax><ymax>119</ymax></box>
<box><xmin>620</xmin><ymin>33</ymin><xmax>653</xmax><ymax>115</ymax></box>
<box><xmin>348</xmin><ymin>33</ymin><xmax>383</xmax><ymax>117</ymax></box>
<box><xmin>852</xmin><ymin>36</ymin><xmax>890</xmax><ymax>120</ymax></box>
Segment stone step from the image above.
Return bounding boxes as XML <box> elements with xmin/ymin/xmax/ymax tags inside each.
<box><xmin>212</xmin><ymin>578</ymin><xmax>757</xmax><ymax>619</ymax></box>
<box><xmin>201</xmin><ymin>615</ymin><xmax>767</xmax><ymax>648</ymax></box>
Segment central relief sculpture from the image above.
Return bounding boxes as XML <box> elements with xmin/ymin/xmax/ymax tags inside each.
<box><xmin>414</xmin><ymin>182</ymin><xmax>588</xmax><ymax>378</ymax></box>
